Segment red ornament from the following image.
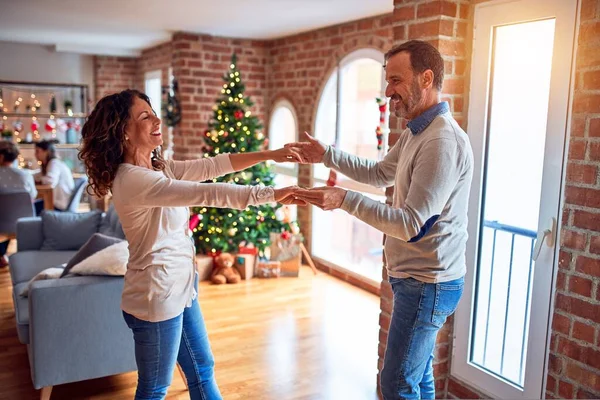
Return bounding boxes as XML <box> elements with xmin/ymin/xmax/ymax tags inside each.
<box><xmin>281</xmin><ymin>231</ymin><xmax>292</xmax><ymax>240</ymax></box>
<box><xmin>326</xmin><ymin>169</ymin><xmax>337</xmax><ymax>187</ymax></box>
<box><xmin>45</xmin><ymin>119</ymin><xmax>56</xmax><ymax>132</ymax></box>
<box><xmin>31</xmin><ymin>120</ymin><xmax>40</xmax><ymax>132</ymax></box>
<box><xmin>234</xmin><ymin>110</ymin><xmax>244</xmax><ymax>120</ymax></box>
<box><xmin>189</xmin><ymin>214</ymin><xmax>201</xmax><ymax>231</ymax></box>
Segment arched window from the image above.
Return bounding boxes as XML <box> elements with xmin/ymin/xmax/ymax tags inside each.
<box><xmin>268</xmin><ymin>100</ymin><xmax>299</xmax><ymax>219</ymax></box>
<box><xmin>312</xmin><ymin>49</ymin><xmax>389</xmax><ymax>284</ymax></box>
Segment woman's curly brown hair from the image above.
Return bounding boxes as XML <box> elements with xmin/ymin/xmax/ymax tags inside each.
<box><xmin>79</xmin><ymin>89</ymin><xmax>165</xmax><ymax>198</ymax></box>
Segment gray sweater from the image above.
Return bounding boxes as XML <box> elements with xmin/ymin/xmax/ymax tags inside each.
<box><xmin>325</xmin><ymin>109</ymin><xmax>473</xmax><ymax>283</ymax></box>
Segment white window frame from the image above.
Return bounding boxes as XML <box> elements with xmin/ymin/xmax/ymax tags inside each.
<box><xmin>313</xmin><ymin>48</ymin><xmax>389</xmax><ymax>198</ymax></box>
<box><xmin>144</xmin><ymin>70</ymin><xmax>162</xmax><ymax>117</ymax></box>
<box><xmin>268</xmin><ymin>99</ymin><xmax>299</xmax><ymax>182</ymax></box>
<box><xmin>452</xmin><ymin>0</ymin><xmax>578</xmax><ymax>398</ymax></box>
<box><xmin>311</xmin><ymin>48</ymin><xmax>388</xmax><ymax>287</ymax></box>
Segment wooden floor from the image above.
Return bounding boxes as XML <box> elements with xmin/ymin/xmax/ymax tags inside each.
<box><xmin>0</xmin><ymin>254</ymin><xmax>381</xmax><ymax>400</ymax></box>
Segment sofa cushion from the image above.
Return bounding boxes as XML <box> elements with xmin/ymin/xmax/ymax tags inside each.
<box><xmin>40</xmin><ymin>210</ymin><xmax>102</xmax><ymax>251</ymax></box>
<box><xmin>13</xmin><ymin>282</ymin><xmax>29</xmax><ymax>344</ymax></box>
<box><xmin>99</xmin><ymin>204</ymin><xmax>126</xmax><ymax>240</ymax></box>
<box><xmin>9</xmin><ymin>251</ymin><xmax>77</xmax><ymax>285</ymax></box>
<box><xmin>61</xmin><ymin>233</ymin><xmax>124</xmax><ymax>277</ymax></box>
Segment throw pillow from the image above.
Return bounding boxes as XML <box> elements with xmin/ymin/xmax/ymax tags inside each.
<box><xmin>19</xmin><ymin>265</ymin><xmax>66</xmax><ymax>297</ymax></box>
<box><xmin>61</xmin><ymin>233</ymin><xmax>124</xmax><ymax>277</ymax></box>
<box><xmin>41</xmin><ymin>210</ymin><xmax>102</xmax><ymax>251</ymax></box>
<box><xmin>67</xmin><ymin>241</ymin><xmax>129</xmax><ymax>276</ymax></box>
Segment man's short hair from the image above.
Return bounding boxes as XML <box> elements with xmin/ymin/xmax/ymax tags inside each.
<box><xmin>0</xmin><ymin>141</ymin><xmax>20</xmax><ymax>163</ymax></box>
<box><xmin>385</xmin><ymin>40</ymin><xmax>445</xmax><ymax>91</ymax></box>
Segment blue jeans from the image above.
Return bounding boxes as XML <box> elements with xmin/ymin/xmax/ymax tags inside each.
<box><xmin>380</xmin><ymin>276</ymin><xmax>464</xmax><ymax>400</ymax></box>
<box><xmin>123</xmin><ymin>299</ymin><xmax>222</xmax><ymax>400</ymax></box>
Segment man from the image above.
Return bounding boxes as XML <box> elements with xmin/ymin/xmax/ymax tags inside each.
<box><xmin>0</xmin><ymin>141</ymin><xmax>37</xmax><ymax>267</ymax></box>
<box><xmin>290</xmin><ymin>40</ymin><xmax>474</xmax><ymax>399</ymax></box>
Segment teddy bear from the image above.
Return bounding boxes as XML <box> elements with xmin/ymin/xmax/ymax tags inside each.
<box><xmin>211</xmin><ymin>252</ymin><xmax>241</xmax><ymax>284</ymax></box>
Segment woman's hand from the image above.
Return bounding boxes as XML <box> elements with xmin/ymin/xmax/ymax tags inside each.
<box><xmin>269</xmin><ymin>147</ymin><xmax>304</xmax><ymax>163</ymax></box>
<box><xmin>273</xmin><ymin>186</ymin><xmax>307</xmax><ymax>206</ymax></box>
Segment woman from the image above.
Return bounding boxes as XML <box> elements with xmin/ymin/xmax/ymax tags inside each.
<box><xmin>79</xmin><ymin>89</ymin><xmax>302</xmax><ymax>400</ymax></box>
<box><xmin>34</xmin><ymin>140</ymin><xmax>74</xmax><ymax>213</ymax></box>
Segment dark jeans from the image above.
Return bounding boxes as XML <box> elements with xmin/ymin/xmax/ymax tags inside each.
<box><xmin>34</xmin><ymin>199</ymin><xmax>62</xmax><ymax>216</ymax></box>
<box><xmin>0</xmin><ymin>240</ymin><xmax>9</xmax><ymax>257</ymax></box>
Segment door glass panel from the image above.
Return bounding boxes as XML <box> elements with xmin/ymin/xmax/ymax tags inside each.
<box><xmin>470</xmin><ymin>19</ymin><xmax>556</xmax><ymax>387</ymax></box>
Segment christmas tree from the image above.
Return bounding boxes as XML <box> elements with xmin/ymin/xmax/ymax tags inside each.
<box><xmin>191</xmin><ymin>54</ymin><xmax>297</xmax><ymax>255</ymax></box>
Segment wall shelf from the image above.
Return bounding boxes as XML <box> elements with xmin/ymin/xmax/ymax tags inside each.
<box><xmin>0</xmin><ymin>112</ymin><xmax>87</xmax><ymax>119</ymax></box>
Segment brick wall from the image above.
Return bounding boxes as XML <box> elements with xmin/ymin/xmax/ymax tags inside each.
<box><xmin>93</xmin><ymin>56</ymin><xmax>139</xmax><ymax>102</ymax></box>
<box><xmin>546</xmin><ymin>0</ymin><xmax>600</xmax><ymax>398</ymax></box>
<box><xmin>267</xmin><ymin>14</ymin><xmax>393</xmax><ymax>269</ymax></box>
<box><xmin>170</xmin><ymin>33</ymin><xmax>269</xmax><ymax>160</ymax></box>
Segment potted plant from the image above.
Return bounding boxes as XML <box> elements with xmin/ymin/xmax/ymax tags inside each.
<box><xmin>64</xmin><ymin>99</ymin><xmax>73</xmax><ymax>116</ymax></box>
<box><xmin>1</xmin><ymin>129</ymin><xmax>13</xmax><ymax>141</ymax></box>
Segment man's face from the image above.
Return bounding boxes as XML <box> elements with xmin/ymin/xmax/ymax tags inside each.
<box><xmin>384</xmin><ymin>52</ymin><xmax>424</xmax><ymax>120</ymax></box>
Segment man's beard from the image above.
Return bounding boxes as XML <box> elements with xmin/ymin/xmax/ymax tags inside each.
<box><xmin>392</xmin><ymin>78</ymin><xmax>422</xmax><ymax>120</ymax></box>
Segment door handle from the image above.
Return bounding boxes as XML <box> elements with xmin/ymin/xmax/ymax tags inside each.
<box><xmin>532</xmin><ymin>217</ymin><xmax>556</xmax><ymax>261</ymax></box>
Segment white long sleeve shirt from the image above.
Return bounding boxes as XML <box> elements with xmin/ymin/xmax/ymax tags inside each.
<box><xmin>112</xmin><ymin>154</ymin><xmax>275</xmax><ymax>322</ymax></box>
<box><xmin>34</xmin><ymin>158</ymin><xmax>74</xmax><ymax>210</ymax></box>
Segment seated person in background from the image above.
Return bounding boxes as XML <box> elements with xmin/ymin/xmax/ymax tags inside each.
<box><xmin>0</xmin><ymin>141</ymin><xmax>37</xmax><ymax>267</ymax></box>
<box><xmin>34</xmin><ymin>140</ymin><xmax>74</xmax><ymax>214</ymax></box>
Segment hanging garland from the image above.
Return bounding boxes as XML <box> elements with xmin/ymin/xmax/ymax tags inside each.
<box><xmin>376</xmin><ymin>97</ymin><xmax>387</xmax><ymax>151</ymax></box>
<box><xmin>162</xmin><ymin>79</ymin><xmax>182</xmax><ymax>127</ymax></box>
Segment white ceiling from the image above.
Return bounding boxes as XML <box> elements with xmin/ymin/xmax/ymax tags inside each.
<box><xmin>0</xmin><ymin>0</ymin><xmax>393</xmax><ymax>56</ymax></box>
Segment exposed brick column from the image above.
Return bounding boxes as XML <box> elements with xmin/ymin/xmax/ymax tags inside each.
<box><xmin>545</xmin><ymin>0</ymin><xmax>600</xmax><ymax>398</ymax></box>
<box><xmin>93</xmin><ymin>56</ymin><xmax>139</xmax><ymax>103</ymax></box>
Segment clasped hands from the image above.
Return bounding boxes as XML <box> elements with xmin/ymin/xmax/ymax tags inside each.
<box><xmin>274</xmin><ymin>185</ymin><xmax>346</xmax><ymax>211</ymax></box>
<box><xmin>272</xmin><ymin>132</ymin><xmax>346</xmax><ymax>211</ymax></box>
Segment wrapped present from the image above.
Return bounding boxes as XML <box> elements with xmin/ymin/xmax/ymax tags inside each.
<box><xmin>235</xmin><ymin>253</ymin><xmax>257</xmax><ymax>280</ymax></box>
<box><xmin>269</xmin><ymin>232</ymin><xmax>303</xmax><ymax>277</ymax></box>
<box><xmin>257</xmin><ymin>260</ymin><xmax>281</xmax><ymax>278</ymax></box>
<box><xmin>238</xmin><ymin>242</ymin><xmax>259</xmax><ymax>255</ymax></box>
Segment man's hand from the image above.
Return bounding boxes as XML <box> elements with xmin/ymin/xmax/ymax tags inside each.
<box><xmin>293</xmin><ymin>186</ymin><xmax>347</xmax><ymax>210</ymax></box>
<box><xmin>273</xmin><ymin>186</ymin><xmax>307</xmax><ymax>206</ymax></box>
<box><xmin>284</xmin><ymin>132</ymin><xmax>327</xmax><ymax>164</ymax></box>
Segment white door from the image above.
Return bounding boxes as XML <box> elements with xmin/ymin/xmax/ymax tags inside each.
<box><xmin>452</xmin><ymin>0</ymin><xmax>578</xmax><ymax>398</ymax></box>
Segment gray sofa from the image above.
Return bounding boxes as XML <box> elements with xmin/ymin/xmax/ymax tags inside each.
<box><xmin>8</xmin><ymin>207</ymin><xmax>136</xmax><ymax>399</ymax></box>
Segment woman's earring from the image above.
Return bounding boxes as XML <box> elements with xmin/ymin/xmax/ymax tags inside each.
<box><xmin>125</xmin><ymin>136</ymin><xmax>129</xmax><ymax>141</ymax></box>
